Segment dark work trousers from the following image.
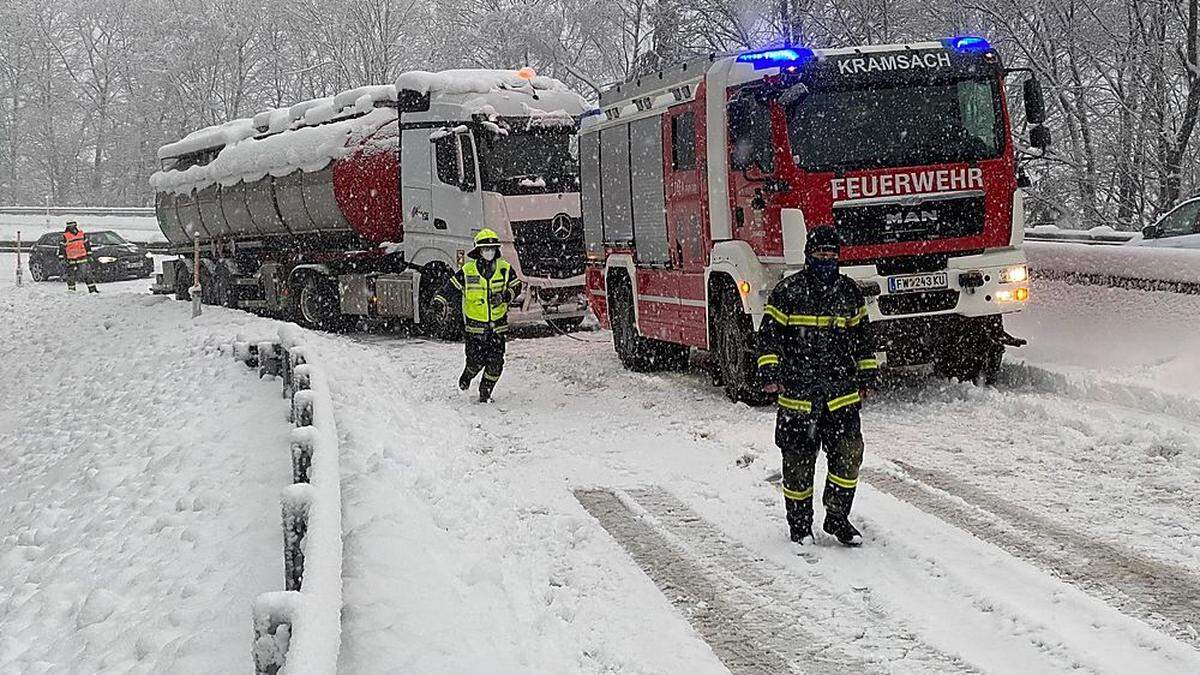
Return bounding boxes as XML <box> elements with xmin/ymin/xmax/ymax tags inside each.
<box><xmin>65</xmin><ymin>260</ymin><xmax>97</xmax><ymax>292</ymax></box>
<box><xmin>463</xmin><ymin>330</ymin><xmax>506</xmax><ymax>398</ymax></box>
<box><xmin>775</xmin><ymin>403</ymin><xmax>865</xmax><ymax>534</ymax></box>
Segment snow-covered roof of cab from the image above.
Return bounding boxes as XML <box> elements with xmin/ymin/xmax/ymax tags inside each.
<box><xmin>396</xmin><ymin>68</ymin><xmax>590</xmax><ymax>120</ymax></box>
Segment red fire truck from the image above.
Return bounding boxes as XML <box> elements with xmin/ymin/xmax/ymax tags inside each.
<box><xmin>580</xmin><ymin>36</ymin><xmax>1050</xmax><ymax>400</ymax></box>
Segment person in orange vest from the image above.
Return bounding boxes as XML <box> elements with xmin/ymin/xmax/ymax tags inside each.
<box><xmin>59</xmin><ymin>221</ymin><xmax>98</xmax><ymax>293</ymax></box>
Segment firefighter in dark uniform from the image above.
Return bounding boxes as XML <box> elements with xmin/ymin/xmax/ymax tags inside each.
<box><xmin>434</xmin><ymin>228</ymin><xmax>522</xmax><ymax>402</ymax></box>
<box><xmin>757</xmin><ymin>226</ymin><xmax>878</xmax><ymax>546</ymax></box>
<box><xmin>60</xmin><ymin>221</ymin><xmax>99</xmax><ymax>293</ymax></box>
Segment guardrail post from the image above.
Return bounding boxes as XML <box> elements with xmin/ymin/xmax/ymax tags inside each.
<box><xmin>281</xmin><ymin>484</ymin><xmax>313</xmax><ymax>592</ymax></box>
<box><xmin>258</xmin><ymin>341</ymin><xmax>282</xmax><ymax>378</ymax></box>
<box><xmin>290</xmin><ymin>427</ymin><xmax>315</xmax><ymax>484</ymax></box>
<box><xmin>252</xmin><ymin>591</ymin><xmax>300</xmax><ymax>675</ymax></box>
<box><xmin>292</xmin><ymin>390</ymin><xmax>314</xmax><ymax>428</ymax></box>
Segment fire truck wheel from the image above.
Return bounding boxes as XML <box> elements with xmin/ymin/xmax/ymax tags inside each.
<box><xmin>715</xmin><ymin>294</ymin><xmax>768</xmax><ymax>404</ymax></box>
<box><xmin>297</xmin><ymin>274</ymin><xmax>350</xmax><ymax>332</ymax></box>
<box><xmin>609</xmin><ymin>280</ymin><xmax>655</xmax><ymax>372</ymax></box>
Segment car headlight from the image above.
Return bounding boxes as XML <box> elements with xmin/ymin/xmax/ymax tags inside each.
<box><xmin>96</xmin><ymin>256</ymin><xmax>117</xmax><ymax>264</ymax></box>
<box><xmin>1000</xmin><ymin>265</ymin><xmax>1028</xmax><ymax>283</ymax></box>
<box><xmin>145</xmin><ymin>252</ymin><xmax>153</xmax><ymax>258</ymax></box>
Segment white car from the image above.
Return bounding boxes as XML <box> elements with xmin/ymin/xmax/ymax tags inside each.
<box><xmin>1129</xmin><ymin>197</ymin><xmax>1200</xmax><ymax>248</ymax></box>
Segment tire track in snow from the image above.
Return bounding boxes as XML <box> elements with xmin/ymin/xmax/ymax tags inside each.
<box><xmin>576</xmin><ymin>487</ymin><xmax>970</xmax><ymax>674</ymax></box>
<box><xmin>864</xmin><ymin>461</ymin><xmax>1200</xmax><ymax>648</ymax></box>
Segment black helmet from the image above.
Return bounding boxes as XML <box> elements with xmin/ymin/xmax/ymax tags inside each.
<box><xmin>805</xmin><ymin>226</ymin><xmax>841</xmax><ymax>257</ymax></box>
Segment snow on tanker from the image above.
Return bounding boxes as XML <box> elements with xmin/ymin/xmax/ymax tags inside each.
<box><xmin>580</xmin><ymin>37</ymin><xmax>1052</xmax><ymax>400</ymax></box>
<box><xmin>150</xmin><ymin>69</ymin><xmax>590</xmax><ymax>335</ymax></box>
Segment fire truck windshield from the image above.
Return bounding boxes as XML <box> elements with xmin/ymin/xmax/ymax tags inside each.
<box><xmin>786</xmin><ymin>77</ymin><xmax>1003</xmax><ymax>172</ymax></box>
<box><xmin>477</xmin><ymin>127</ymin><xmax>579</xmax><ymax>195</ymax></box>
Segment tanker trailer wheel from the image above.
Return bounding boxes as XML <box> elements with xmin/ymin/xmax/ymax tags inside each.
<box><xmin>715</xmin><ymin>291</ymin><xmax>768</xmax><ymax>404</ymax></box>
<box><xmin>297</xmin><ymin>274</ymin><xmax>350</xmax><ymax>332</ymax></box>
<box><xmin>173</xmin><ymin>262</ymin><xmax>192</xmax><ymax>302</ymax></box>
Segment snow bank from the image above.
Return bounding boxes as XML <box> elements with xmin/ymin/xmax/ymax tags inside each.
<box><xmin>1025</xmin><ymin>224</ymin><xmax>1137</xmax><ymax>244</ymax></box>
<box><xmin>1027</xmin><ymin>240</ymin><xmax>1200</xmax><ymax>290</ymax></box>
<box><xmin>245</xmin><ymin>326</ymin><xmax>343</xmax><ymax>675</ymax></box>
<box><xmin>150</xmin><ymin>108</ymin><xmax>397</xmax><ymax>195</ymax></box>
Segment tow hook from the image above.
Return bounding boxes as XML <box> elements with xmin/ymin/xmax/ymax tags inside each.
<box><xmin>999</xmin><ymin>330</ymin><xmax>1027</xmax><ymax>348</ymax></box>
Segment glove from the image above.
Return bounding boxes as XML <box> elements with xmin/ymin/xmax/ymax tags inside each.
<box><xmin>489</xmin><ymin>292</ymin><xmax>506</xmax><ymax>308</ymax></box>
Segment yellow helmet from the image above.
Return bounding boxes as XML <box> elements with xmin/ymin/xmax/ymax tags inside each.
<box><xmin>474</xmin><ymin>228</ymin><xmax>501</xmax><ymax>247</ymax></box>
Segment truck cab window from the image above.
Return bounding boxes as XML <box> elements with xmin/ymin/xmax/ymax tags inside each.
<box><xmin>728</xmin><ymin>95</ymin><xmax>773</xmax><ymax>172</ymax></box>
<box><xmin>435</xmin><ymin>135</ymin><xmax>460</xmax><ymax>186</ymax></box>
<box><xmin>458</xmin><ymin>133</ymin><xmax>477</xmax><ymax>192</ymax></box>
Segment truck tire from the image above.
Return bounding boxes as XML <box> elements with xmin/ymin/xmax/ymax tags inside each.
<box><xmin>714</xmin><ymin>292</ymin><xmax>768</xmax><ymax>404</ymax></box>
<box><xmin>297</xmin><ymin>274</ymin><xmax>350</xmax><ymax>331</ymax></box>
<box><xmin>417</xmin><ymin>267</ymin><xmax>462</xmax><ymax>341</ymax></box>
<box><xmin>609</xmin><ymin>280</ymin><xmax>656</xmax><ymax>372</ymax></box>
<box><xmin>173</xmin><ymin>262</ymin><xmax>192</xmax><ymax>302</ymax></box>
<box><xmin>933</xmin><ymin>319</ymin><xmax>1005</xmax><ymax>385</ymax></box>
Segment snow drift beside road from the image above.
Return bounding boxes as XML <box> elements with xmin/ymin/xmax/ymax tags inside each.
<box><xmin>0</xmin><ymin>279</ymin><xmax>290</xmax><ymax>672</ymax></box>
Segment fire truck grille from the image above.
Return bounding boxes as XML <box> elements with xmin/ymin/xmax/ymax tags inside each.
<box><xmin>511</xmin><ymin>217</ymin><xmax>585</xmax><ymax>279</ymax></box>
<box><xmin>833</xmin><ymin>194</ymin><xmax>985</xmax><ymax>246</ymax></box>
<box><xmin>878</xmin><ymin>289</ymin><xmax>960</xmax><ymax>316</ymax></box>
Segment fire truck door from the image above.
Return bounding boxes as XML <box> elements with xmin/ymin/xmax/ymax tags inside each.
<box><xmin>429</xmin><ymin>129</ymin><xmax>485</xmax><ymax>253</ymax></box>
<box><xmin>664</xmin><ymin>107</ymin><xmax>709</xmax><ymax>348</ymax></box>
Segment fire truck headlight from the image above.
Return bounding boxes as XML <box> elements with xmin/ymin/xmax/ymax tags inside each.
<box><xmin>995</xmin><ymin>290</ymin><xmax>1012</xmax><ymax>302</ymax></box>
<box><xmin>1000</xmin><ymin>265</ymin><xmax>1028</xmax><ymax>284</ymax></box>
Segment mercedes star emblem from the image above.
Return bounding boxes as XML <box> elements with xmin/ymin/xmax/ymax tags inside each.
<box><xmin>551</xmin><ymin>214</ymin><xmax>574</xmax><ymax>240</ymax></box>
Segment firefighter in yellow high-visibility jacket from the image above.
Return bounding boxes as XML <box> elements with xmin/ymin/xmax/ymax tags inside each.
<box><xmin>434</xmin><ymin>229</ymin><xmax>522</xmax><ymax>402</ymax></box>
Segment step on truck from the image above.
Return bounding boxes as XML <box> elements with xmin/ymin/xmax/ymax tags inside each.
<box><xmin>579</xmin><ymin>36</ymin><xmax>1051</xmax><ymax>400</ymax></box>
<box><xmin>150</xmin><ymin>68</ymin><xmax>591</xmax><ymax>335</ymax></box>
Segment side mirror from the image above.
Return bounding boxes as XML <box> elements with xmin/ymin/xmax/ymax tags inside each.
<box><xmin>1142</xmin><ymin>223</ymin><xmax>1163</xmax><ymax>240</ymax></box>
<box><xmin>781</xmin><ymin>208</ymin><xmax>807</xmax><ymax>266</ymax></box>
<box><xmin>1023</xmin><ymin>78</ymin><xmax>1046</xmax><ymax>125</ymax></box>
<box><xmin>1030</xmin><ymin>125</ymin><xmax>1052</xmax><ymax>150</ymax></box>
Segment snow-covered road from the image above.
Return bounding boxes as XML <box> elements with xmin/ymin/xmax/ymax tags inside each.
<box><xmin>322</xmin><ymin>277</ymin><xmax>1200</xmax><ymax>673</ymax></box>
<box><xmin>4</xmin><ymin>262</ymin><xmax>1199</xmax><ymax>674</ymax></box>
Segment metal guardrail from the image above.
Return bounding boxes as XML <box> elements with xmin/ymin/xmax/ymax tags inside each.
<box><xmin>236</xmin><ymin>335</ymin><xmax>343</xmax><ymax>675</ymax></box>
<box><xmin>0</xmin><ymin>206</ymin><xmax>154</xmax><ymax>218</ymax></box>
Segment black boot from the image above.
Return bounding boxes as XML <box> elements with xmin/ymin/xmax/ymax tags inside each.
<box><xmin>478</xmin><ymin>371</ymin><xmax>499</xmax><ymax>403</ymax></box>
<box><xmin>458</xmin><ymin>368</ymin><xmax>474</xmax><ymax>391</ymax></box>
<box><xmin>823</xmin><ymin>513</ymin><xmax>862</xmax><ymax>547</ymax></box>
<box><xmin>785</xmin><ymin>494</ymin><xmax>814</xmax><ymax>544</ymax></box>
<box><xmin>88</xmin><ymin>285</ymin><xmax>99</xmax><ymax>293</ymax></box>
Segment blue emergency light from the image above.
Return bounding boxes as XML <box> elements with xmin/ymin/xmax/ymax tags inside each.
<box><xmin>736</xmin><ymin>47</ymin><xmax>815</xmax><ymax>71</ymax></box>
<box><xmin>943</xmin><ymin>35</ymin><xmax>992</xmax><ymax>53</ymax></box>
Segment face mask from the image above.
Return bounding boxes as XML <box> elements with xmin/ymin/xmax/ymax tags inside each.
<box><xmin>480</xmin><ymin>248</ymin><xmax>497</xmax><ymax>261</ymax></box>
<box><xmin>806</xmin><ymin>255</ymin><xmax>839</xmax><ymax>283</ymax></box>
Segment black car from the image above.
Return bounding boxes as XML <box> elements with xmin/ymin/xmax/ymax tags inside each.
<box><xmin>27</xmin><ymin>230</ymin><xmax>155</xmax><ymax>282</ymax></box>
